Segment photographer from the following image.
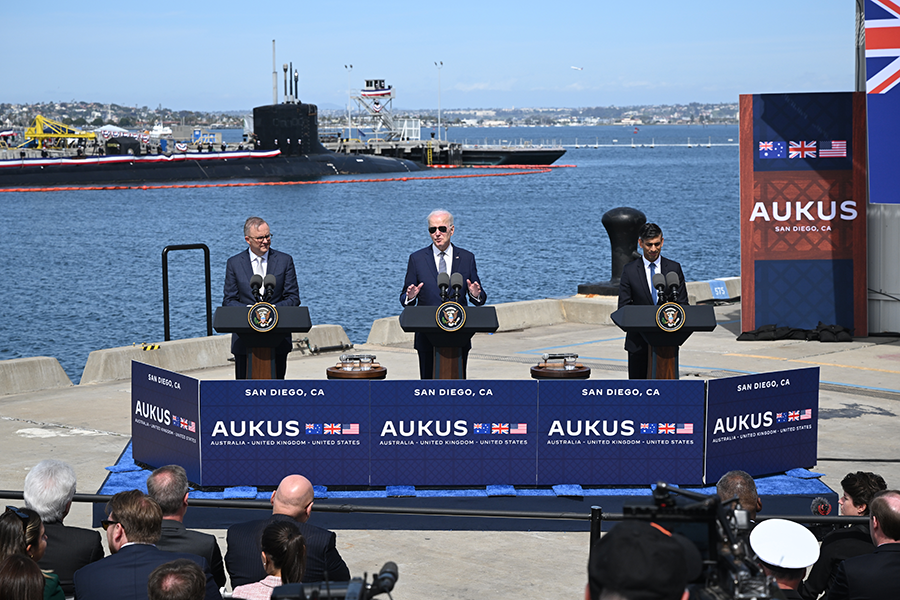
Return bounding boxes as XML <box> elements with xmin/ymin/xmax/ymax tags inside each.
<box><xmin>586</xmin><ymin>521</ymin><xmax>701</xmax><ymax>600</ymax></box>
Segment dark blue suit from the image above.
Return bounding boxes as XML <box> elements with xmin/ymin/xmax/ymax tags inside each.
<box><xmin>223</xmin><ymin>248</ymin><xmax>300</xmax><ymax>378</ymax></box>
<box><xmin>400</xmin><ymin>245</ymin><xmax>486</xmax><ymax>379</ymax></box>
<box><xmin>617</xmin><ymin>256</ymin><xmax>687</xmax><ymax>379</ymax></box>
<box><xmin>73</xmin><ymin>543</ymin><xmax>221</xmax><ymax>600</ymax></box>
<box><xmin>827</xmin><ymin>542</ymin><xmax>900</xmax><ymax>600</ymax></box>
<box><xmin>225</xmin><ymin>513</ymin><xmax>350</xmax><ymax>587</ymax></box>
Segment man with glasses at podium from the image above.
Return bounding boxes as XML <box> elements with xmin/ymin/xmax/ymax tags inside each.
<box><xmin>401</xmin><ymin>209</ymin><xmax>486</xmax><ymax>379</ymax></box>
<box><xmin>223</xmin><ymin>216</ymin><xmax>300</xmax><ymax>379</ymax></box>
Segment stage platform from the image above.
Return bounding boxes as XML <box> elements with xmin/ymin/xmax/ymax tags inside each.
<box><xmin>94</xmin><ymin>442</ymin><xmax>836</xmax><ymax>532</ymax></box>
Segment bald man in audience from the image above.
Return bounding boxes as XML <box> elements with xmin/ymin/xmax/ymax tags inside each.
<box><xmin>225</xmin><ymin>474</ymin><xmax>350</xmax><ymax>586</ymax></box>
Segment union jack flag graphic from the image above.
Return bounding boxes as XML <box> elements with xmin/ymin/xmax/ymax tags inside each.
<box><xmin>492</xmin><ymin>423</ymin><xmax>510</xmax><ymax>434</ymax></box>
<box><xmin>789</xmin><ymin>141</ymin><xmax>817</xmax><ymax>159</ymax></box>
<box><xmin>323</xmin><ymin>423</ymin><xmax>341</xmax><ymax>434</ymax></box>
<box><xmin>658</xmin><ymin>423</ymin><xmax>676</xmax><ymax>434</ymax></box>
<box><xmin>788</xmin><ymin>411</ymin><xmax>801</xmax><ymax>422</ymax></box>
<box><xmin>866</xmin><ymin>0</ymin><xmax>900</xmax><ymax>94</ymax></box>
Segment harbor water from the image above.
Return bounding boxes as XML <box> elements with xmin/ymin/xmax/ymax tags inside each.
<box><xmin>1</xmin><ymin>124</ymin><xmax>739</xmax><ymax>382</ymax></box>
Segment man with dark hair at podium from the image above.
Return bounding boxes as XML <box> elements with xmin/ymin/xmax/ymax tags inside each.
<box><xmin>401</xmin><ymin>209</ymin><xmax>486</xmax><ymax>379</ymax></box>
<box><xmin>223</xmin><ymin>216</ymin><xmax>300</xmax><ymax>379</ymax></box>
<box><xmin>617</xmin><ymin>222</ymin><xmax>687</xmax><ymax>380</ymax></box>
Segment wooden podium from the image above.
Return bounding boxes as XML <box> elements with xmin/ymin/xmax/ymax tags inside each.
<box><xmin>214</xmin><ymin>305</ymin><xmax>311</xmax><ymax>379</ymax></box>
<box><xmin>399</xmin><ymin>304</ymin><xmax>499</xmax><ymax>379</ymax></box>
<box><xmin>611</xmin><ymin>304</ymin><xmax>716</xmax><ymax>379</ymax></box>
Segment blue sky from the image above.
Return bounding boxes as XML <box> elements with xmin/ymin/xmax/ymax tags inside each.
<box><xmin>4</xmin><ymin>1</ymin><xmax>857</xmax><ymax>111</ymax></box>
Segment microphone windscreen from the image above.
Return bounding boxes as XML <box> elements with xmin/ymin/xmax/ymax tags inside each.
<box><xmin>379</xmin><ymin>561</ymin><xmax>398</xmax><ymax>580</ymax></box>
<box><xmin>450</xmin><ymin>272</ymin><xmax>464</xmax><ymax>290</ymax></box>
<box><xmin>652</xmin><ymin>273</ymin><xmax>666</xmax><ymax>290</ymax></box>
<box><xmin>250</xmin><ymin>274</ymin><xmax>263</xmax><ymax>290</ymax></box>
<box><xmin>263</xmin><ymin>274</ymin><xmax>276</xmax><ymax>289</ymax></box>
<box><xmin>810</xmin><ymin>497</ymin><xmax>833</xmax><ymax>516</ymax></box>
<box><xmin>437</xmin><ymin>272</ymin><xmax>451</xmax><ymax>289</ymax></box>
<box><xmin>665</xmin><ymin>271</ymin><xmax>680</xmax><ymax>289</ymax></box>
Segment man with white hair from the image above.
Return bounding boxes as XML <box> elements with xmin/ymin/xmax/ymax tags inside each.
<box><xmin>24</xmin><ymin>459</ymin><xmax>104</xmax><ymax>596</ymax></box>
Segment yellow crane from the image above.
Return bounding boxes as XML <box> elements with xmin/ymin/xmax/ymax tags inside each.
<box><xmin>24</xmin><ymin>115</ymin><xmax>96</xmax><ymax>149</ymax></box>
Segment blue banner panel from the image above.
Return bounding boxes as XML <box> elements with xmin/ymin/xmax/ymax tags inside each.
<box><xmin>706</xmin><ymin>368</ymin><xmax>819</xmax><ymax>484</ymax></box>
<box><xmin>865</xmin><ymin>0</ymin><xmax>900</xmax><ymax>204</ymax></box>
<box><xmin>754</xmin><ymin>260</ymin><xmax>855</xmax><ymax>330</ymax></box>
<box><xmin>752</xmin><ymin>92</ymin><xmax>854</xmax><ymax>172</ymax></box>
<box><xmin>199</xmin><ymin>380</ymin><xmax>371</xmax><ymax>487</ymax></box>
<box><xmin>537</xmin><ymin>380</ymin><xmax>706</xmax><ymax>485</ymax></box>
<box><xmin>131</xmin><ymin>362</ymin><xmax>201</xmax><ymax>483</ymax></box>
<box><xmin>369</xmin><ymin>381</ymin><xmax>538</xmax><ymax>486</ymax></box>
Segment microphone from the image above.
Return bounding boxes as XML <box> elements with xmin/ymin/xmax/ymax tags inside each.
<box><xmin>263</xmin><ymin>274</ymin><xmax>276</xmax><ymax>301</ymax></box>
<box><xmin>450</xmin><ymin>272</ymin><xmax>464</xmax><ymax>301</ymax></box>
<box><xmin>665</xmin><ymin>271</ymin><xmax>681</xmax><ymax>302</ymax></box>
<box><xmin>652</xmin><ymin>273</ymin><xmax>666</xmax><ymax>305</ymax></box>
<box><xmin>437</xmin><ymin>272</ymin><xmax>450</xmax><ymax>301</ymax></box>
<box><xmin>367</xmin><ymin>562</ymin><xmax>399</xmax><ymax>599</ymax></box>
<box><xmin>250</xmin><ymin>274</ymin><xmax>263</xmax><ymax>301</ymax></box>
<box><xmin>811</xmin><ymin>496</ymin><xmax>833</xmax><ymax>516</ymax></box>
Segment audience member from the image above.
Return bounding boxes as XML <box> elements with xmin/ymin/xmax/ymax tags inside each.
<box><xmin>147</xmin><ymin>465</ymin><xmax>226</xmax><ymax>588</ymax></box>
<box><xmin>799</xmin><ymin>471</ymin><xmax>887</xmax><ymax>599</ymax></box>
<box><xmin>749</xmin><ymin>518</ymin><xmax>820</xmax><ymax>600</ymax></box>
<box><xmin>73</xmin><ymin>490</ymin><xmax>221</xmax><ymax>600</ymax></box>
<box><xmin>716</xmin><ymin>470</ymin><xmax>762</xmax><ymax>521</ymax></box>
<box><xmin>226</xmin><ymin>475</ymin><xmax>349</xmax><ymax>586</ymax></box>
<box><xmin>23</xmin><ymin>459</ymin><xmax>104</xmax><ymax>596</ymax></box>
<box><xmin>828</xmin><ymin>490</ymin><xmax>900</xmax><ymax>600</ymax></box>
<box><xmin>232</xmin><ymin>520</ymin><xmax>306</xmax><ymax>599</ymax></box>
<box><xmin>0</xmin><ymin>507</ymin><xmax>64</xmax><ymax>600</ymax></box>
<box><xmin>0</xmin><ymin>554</ymin><xmax>44</xmax><ymax>600</ymax></box>
<box><xmin>148</xmin><ymin>559</ymin><xmax>206</xmax><ymax>600</ymax></box>
<box><xmin>586</xmin><ymin>520</ymin><xmax>701</xmax><ymax>600</ymax></box>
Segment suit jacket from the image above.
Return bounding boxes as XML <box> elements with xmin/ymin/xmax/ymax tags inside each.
<box><xmin>799</xmin><ymin>523</ymin><xmax>875</xmax><ymax>600</ymax></box>
<box><xmin>827</xmin><ymin>541</ymin><xmax>900</xmax><ymax>600</ymax></box>
<box><xmin>223</xmin><ymin>248</ymin><xmax>300</xmax><ymax>355</ymax></box>
<box><xmin>400</xmin><ymin>245</ymin><xmax>486</xmax><ymax>353</ymax></box>
<box><xmin>156</xmin><ymin>519</ymin><xmax>227</xmax><ymax>588</ymax></box>
<box><xmin>38</xmin><ymin>521</ymin><xmax>104</xmax><ymax>597</ymax></box>
<box><xmin>617</xmin><ymin>256</ymin><xmax>688</xmax><ymax>353</ymax></box>
<box><xmin>225</xmin><ymin>513</ymin><xmax>350</xmax><ymax>587</ymax></box>
<box><xmin>73</xmin><ymin>543</ymin><xmax>221</xmax><ymax>600</ymax></box>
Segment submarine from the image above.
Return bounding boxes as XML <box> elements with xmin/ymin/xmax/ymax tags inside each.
<box><xmin>0</xmin><ymin>101</ymin><xmax>420</xmax><ymax>188</ymax></box>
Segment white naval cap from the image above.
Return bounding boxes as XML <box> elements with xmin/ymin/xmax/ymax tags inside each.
<box><xmin>750</xmin><ymin>518</ymin><xmax>820</xmax><ymax>569</ymax></box>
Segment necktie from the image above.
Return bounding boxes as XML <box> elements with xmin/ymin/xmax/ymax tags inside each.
<box><xmin>439</xmin><ymin>251</ymin><xmax>447</xmax><ymax>274</ymax></box>
<box><xmin>253</xmin><ymin>256</ymin><xmax>264</xmax><ymax>277</ymax></box>
<box><xmin>650</xmin><ymin>262</ymin><xmax>657</xmax><ymax>304</ymax></box>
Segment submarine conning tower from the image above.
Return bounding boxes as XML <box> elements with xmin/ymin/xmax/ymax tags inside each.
<box><xmin>253</xmin><ymin>102</ymin><xmax>330</xmax><ymax>156</ymax></box>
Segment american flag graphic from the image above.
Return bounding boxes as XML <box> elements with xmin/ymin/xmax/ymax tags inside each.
<box><xmin>510</xmin><ymin>423</ymin><xmax>527</xmax><ymax>434</ymax></box>
<box><xmin>789</xmin><ymin>141</ymin><xmax>817</xmax><ymax>159</ymax></box>
<box><xmin>342</xmin><ymin>423</ymin><xmax>359</xmax><ymax>435</ymax></box>
<box><xmin>800</xmin><ymin>409</ymin><xmax>813</xmax><ymax>420</ymax></box>
<box><xmin>676</xmin><ymin>423</ymin><xmax>693</xmax><ymax>435</ymax></box>
<box><xmin>866</xmin><ymin>0</ymin><xmax>900</xmax><ymax>94</ymax></box>
<box><xmin>819</xmin><ymin>140</ymin><xmax>847</xmax><ymax>157</ymax></box>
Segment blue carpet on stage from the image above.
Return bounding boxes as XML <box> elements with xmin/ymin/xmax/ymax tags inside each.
<box><xmin>92</xmin><ymin>442</ymin><xmax>837</xmax><ymax>532</ymax></box>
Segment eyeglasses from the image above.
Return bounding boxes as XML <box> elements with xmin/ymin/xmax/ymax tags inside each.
<box><xmin>250</xmin><ymin>234</ymin><xmax>272</xmax><ymax>242</ymax></box>
<box><xmin>428</xmin><ymin>226</ymin><xmax>448</xmax><ymax>234</ymax></box>
<box><xmin>101</xmin><ymin>519</ymin><xmax>120</xmax><ymax>531</ymax></box>
<box><xmin>4</xmin><ymin>506</ymin><xmax>28</xmax><ymax>522</ymax></box>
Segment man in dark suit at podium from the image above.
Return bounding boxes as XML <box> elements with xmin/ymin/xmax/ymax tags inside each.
<box><xmin>617</xmin><ymin>222</ymin><xmax>688</xmax><ymax>379</ymax></box>
<box><xmin>400</xmin><ymin>209</ymin><xmax>486</xmax><ymax>379</ymax></box>
<box><xmin>223</xmin><ymin>216</ymin><xmax>300</xmax><ymax>379</ymax></box>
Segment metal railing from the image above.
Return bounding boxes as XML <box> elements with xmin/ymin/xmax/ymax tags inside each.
<box><xmin>161</xmin><ymin>244</ymin><xmax>213</xmax><ymax>342</ymax></box>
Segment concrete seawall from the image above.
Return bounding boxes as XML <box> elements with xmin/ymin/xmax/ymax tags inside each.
<box><xmin>1</xmin><ymin>278</ymin><xmax>738</xmax><ymax>395</ymax></box>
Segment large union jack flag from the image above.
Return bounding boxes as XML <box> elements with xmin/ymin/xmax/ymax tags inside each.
<box><xmin>867</xmin><ymin>0</ymin><xmax>900</xmax><ymax>93</ymax></box>
<box><xmin>789</xmin><ymin>141</ymin><xmax>817</xmax><ymax>158</ymax></box>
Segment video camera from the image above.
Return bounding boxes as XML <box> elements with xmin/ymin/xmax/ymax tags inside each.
<box><xmin>271</xmin><ymin>562</ymin><xmax>398</xmax><ymax>600</ymax></box>
<box><xmin>621</xmin><ymin>482</ymin><xmax>783</xmax><ymax>600</ymax></box>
